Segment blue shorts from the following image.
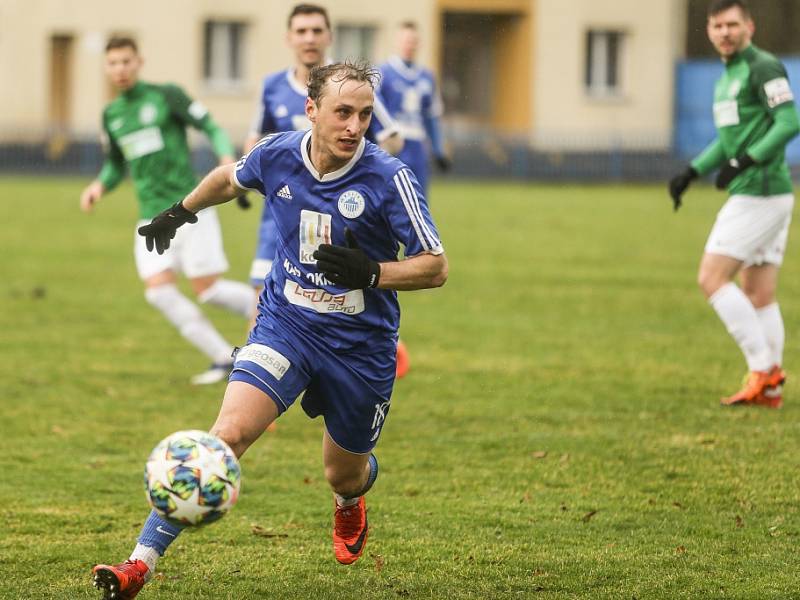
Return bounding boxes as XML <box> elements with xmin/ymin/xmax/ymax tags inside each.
<box><xmin>250</xmin><ymin>209</ymin><xmax>278</xmax><ymax>286</ymax></box>
<box><xmin>229</xmin><ymin>314</ymin><xmax>396</xmax><ymax>454</ymax></box>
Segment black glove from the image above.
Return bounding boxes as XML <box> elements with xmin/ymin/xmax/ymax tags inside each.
<box><xmin>435</xmin><ymin>156</ymin><xmax>451</xmax><ymax>173</ymax></box>
<box><xmin>668</xmin><ymin>166</ymin><xmax>698</xmax><ymax>212</ymax></box>
<box><xmin>313</xmin><ymin>228</ymin><xmax>381</xmax><ymax>289</ymax></box>
<box><xmin>715</xmin><ymin>154</ymin><xmax>756</xmax><ymax>190</ymax></box>
<box><xmin>137</xmin><ymin>201</ymin><xmax>198</xmax><ymax>254</ymax></box>
<box><xmin>236</xmin><ymin>194</ymin><xmax>252</xmax><ymax>210</ymax></box>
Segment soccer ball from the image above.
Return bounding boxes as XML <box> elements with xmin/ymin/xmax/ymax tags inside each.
<box><xmin>144</xmin><ymin>430</ymin><xmax>241</xmax><ymax>526</ymax></box>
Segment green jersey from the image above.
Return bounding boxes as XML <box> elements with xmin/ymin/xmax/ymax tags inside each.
<box><xmin>97</xmin><ymin>81</ymin><xmax>235</xmax><ymax>219</ymax></box>
<box><xmin>692</xmin><ymin>44</ymin><xmax>800</xmax><ymax>197</ymax></box>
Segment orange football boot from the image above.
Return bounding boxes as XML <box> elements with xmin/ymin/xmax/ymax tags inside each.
<box><xmin>333</xmin><ymin>496</ymin><xmax>369</xmax><ymax>565</ymax></box>
<box><xmin>721</xmin><ymin>365</ymin><xmax>785</xmax><ymax>407</ymax></box>
<box><xmin>396</xmin><ymin>340</ymin><xmax>410</xmax><ymax>379</ymax></box>
<box><xmin>92</xmin><ymin>559</ymin><xmax>149</xmax><ymax>599</ymax></box>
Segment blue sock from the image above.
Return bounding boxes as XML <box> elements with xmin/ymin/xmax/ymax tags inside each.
<box><xmin>359</xmin><ymin>453</ymin><xmax>379</xmax><ymax>497</ymax></box>
<box><xmin>137</xmin><ymin>511</ymin><xmax>184</xmax><ymax>556</ymax></box>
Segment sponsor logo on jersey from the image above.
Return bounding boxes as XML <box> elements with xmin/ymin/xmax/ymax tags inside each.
<box><xmin>139</xmin><ymin>103</ymin><xmax>157</xmax><ymax>125</ymax></box>
<box><xmin>338</xmin><ymin>190</ymin><xmax>365</xmax><ymax>219</ymax></box>
<box><xmin>713</xmin><ymin>99</ymin><xmax>740</xmax><ymax>127</ymax></box>
<box><xmin>299</xmin><ymin>210</ymin><xmax>332</xmax><ymax>264</ymax></box>
<box><xmin>283</xmin><ymin>281</ymin><xmax>365</xmax><ymax>315</ymax></box>
<box><xmin>118</xmin><ymin>127</ymin><xmax>165</xmax><ymax>160</ymax></box>
<box><xmin>188</xmin><ymin>100</ymin><xmax>209</xmax><ymax>120</ymax></box>
<box><xmin>235</xmin><ymin>343</ymin><xmax>291</xmax><ymax>380</ymax></box>
<box><xmin>277</xmin><ymin>185</ymin><xmax>293</xmax><ymax>200</ymax></box>
<box><xmin>764</xmin><ymin>77</ymin><xmax>794</xmax><ymax>108</ymax></box>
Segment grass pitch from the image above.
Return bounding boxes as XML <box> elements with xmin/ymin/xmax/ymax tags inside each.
<box><xmin>2</xmin><ymin>176</ymin><xmax>800</xmax><ymax>599</ymax></box>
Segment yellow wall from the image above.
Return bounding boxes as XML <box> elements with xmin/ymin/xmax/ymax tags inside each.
<box><xmin>0</xmin><ymin>0</ymin><xmax>437</xmax><ymax>142</ymax></box>
<box><xmin>532</xmin><ymin>0</ymin><xmax>686</xmax><ymax>150</ymax></box>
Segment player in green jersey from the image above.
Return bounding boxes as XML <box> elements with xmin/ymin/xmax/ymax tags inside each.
<box><xmin>80</xmin><ymin>37</ymin><xmax>256</xmax><ymax>385</ymax></box>
<box><xmin>669</xmin><ymin>0</ymin><xmax>800</xmax><ymax>407</ymax></box>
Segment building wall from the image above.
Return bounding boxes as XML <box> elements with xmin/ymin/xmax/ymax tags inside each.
<box><xmin>532</xmin><ymin>0</ymin><xmax>686</xmax><ymax>150</ymax></box>
<box><xmin>0</xmin><ymin>0</ymin><xmax>436</xmax><ymax>143</ymax></box>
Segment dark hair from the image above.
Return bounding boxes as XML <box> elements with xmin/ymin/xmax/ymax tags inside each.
<box><xmin>399</xmin><ymin>20</ymin><xmax>418</xmax><ymax>30</ymax></box>
<box><xmin>105</xmin><ymin>36</ymin><xmax>138</xmax><ymax>53</ymax></box>
<box><xmin>708</xmin><ymin>0</ymin><xmax>750</xmax><ymax>17</ymax></box>
<box><xmin>307</xmin><ymin>61</ymin><xmax>380</xmax><ymax>104</ymax></box>
<box><xmin>288</xmin><ymin>3</ymin><xmax>330</xmax><ymax>30</ymax></box>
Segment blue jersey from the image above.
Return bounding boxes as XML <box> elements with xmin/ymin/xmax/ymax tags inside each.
<box><xmin>378</xmin><ymin>57</ymin><xmax>446</xmax><ymax>191</ymax></box>
<box><xmin>250</xmin><ymin>68</ymin><xmax>398</xmax><ymax>142</ymax></box>
<box><xmin>233</xmin><ymin>130</ymin><xmax>444</xmax><ymax>349</ymax></box>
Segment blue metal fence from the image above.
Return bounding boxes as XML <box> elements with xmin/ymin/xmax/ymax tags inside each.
<box><xmin>674</xmin><ymin>55</ymin><xmax>800</xmax><ymax>162</ymax></box>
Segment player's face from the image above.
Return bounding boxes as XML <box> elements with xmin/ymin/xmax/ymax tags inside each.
<box><xmin>397</xmin><ymin>28</ymin><xmax>419</xmax><ymax>62</ymax></box>
<box><xmin>307</xmin><ymin>79</ymin><xmax>374</xmax><ymax>164</ymax></box>
<box><xmin>707</xmin><ymin>6</ymin><xmax>754</xmax><ymax>59</ymax></box>
<box><xmin>105</xmin><ymin>47</ymin><xmax>142</xmax><ymax>90</ymax></box>
<box><xmin>287</xmin><ymin>13</ymin><xmax>331</xmax><ymax>69</ymax></box>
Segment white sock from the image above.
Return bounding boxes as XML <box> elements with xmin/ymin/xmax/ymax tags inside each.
<box><xmin>129</xmin><ymin>543</ymin><xmax>159</xmax><ymax>579</ymax></box>
<box><xmin>145</xmin><ymin>284</ymin><xmax>233</xmax><ymax>364</ymax></box>
<box><xmin>709</xmin><ymin>282</ymin><xmax>772</xmax><ymax>372</ymax></box>
<box><xmin>334</xmin><ymin>493</ymin><xmax>360</xmax><ymax>508</ymax></box>
<box><xmin>756</xmin><ymin>302</ymin><xmax>784</xmax><ymax>367</ymax></box>
<box><xmin>198</xmin><ymin>279</ymin><xmax>256</xmax><ymax>319</ymax></box>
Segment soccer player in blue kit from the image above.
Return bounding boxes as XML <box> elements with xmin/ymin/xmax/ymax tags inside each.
<box><xmin>243</xmin><ymin>4</ymin><xmax>402</xmax><ymax>289</ymax></box>
<box><xmin>90</xmin><ymin>61</ymin><xmax>448</xmax><ymax>599</ymax></box>
<box><xmin>378</xmin><ymin>21</ymin><xmax>450</xmax><ymax>196</ymax></box>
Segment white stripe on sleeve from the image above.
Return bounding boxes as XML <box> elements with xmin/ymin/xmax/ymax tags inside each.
<box><xmin>398</xmin><ymin>169</ymin><xmax>441</xmax><ymax>249</ymax></box>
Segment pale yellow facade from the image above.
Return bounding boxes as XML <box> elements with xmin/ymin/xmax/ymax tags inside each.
<box><xmin>0</xmin><ymin>0</ymin><xmax>437</xmax><ymax>142</ymax></box>
<box><xmin>0</xmin><ymin>0</ymin><xmax>687</xmax><ymax>151</ymax></box>
<box><xmin>532</xmin><ymin>0</ymin><xmax>687</xmax><ymax>150</ymax></box>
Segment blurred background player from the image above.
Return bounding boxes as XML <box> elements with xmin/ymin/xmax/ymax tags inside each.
<box><xmin>92</xmin><ymin>62</ymin><xmax>447</xmax><ymax>599</ymax></box>
<box><xmin>242</xmin><ymin>3</ymin><xmax>410</xmax><ymax>376</ymax></box>
<box><xmin>377</xmin><ymin>20</ymin><xmax>450</xmax><ymax>377</ymax></box>
<box><xmin>80</xmin><ymin>37</ymin><xmax>256</xmax><ymax>385</ymax></box>
<box><xmin>378</xmin><ymin>21</ymin><xmax>450</xmax><ymax>194</ymax></box>
<box><xmin>668</xmin><ymin>0</ymin><xmax>799</xmax><ymax>407</ymax></box>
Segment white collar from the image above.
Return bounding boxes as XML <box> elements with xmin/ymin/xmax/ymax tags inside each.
<box><xmin>286</xmin><ymin>68</ymin><xmax>308</xmax><ymax>96</ymax></box>
<box><xmin>300</xmin><ymin>129</ymin><xmax>365</xmax><ymax>182</ymax></box>
<box><xmin>388</xmin><ymin>55</ymin><xmax>420</xmax><ymax>80</ymax></box>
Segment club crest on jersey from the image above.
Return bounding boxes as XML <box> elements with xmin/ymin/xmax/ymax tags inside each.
<box><xmin>337</xmin><ymin>190</ymin><xmax>365</xmax><ymax>219</ymax></box>
<box><xmin>139</xmin><ymin>103</ymin><xmax>157</xmax><ymax>125</ymax></box>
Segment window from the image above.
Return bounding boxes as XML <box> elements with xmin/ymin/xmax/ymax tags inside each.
<box><xmin>334</xmin><ymin>24</ymin><xmax>376</xmax><ymax>62</ymax></box>
<box><xmin>585</xmin><ymin>30</ymin><xmax>624</xmax><ymax>97</ymax></box>
<box><xmin>203</xmin><ymin>20</ymin><xmax>246</xmax><ymax>89</ymax></box>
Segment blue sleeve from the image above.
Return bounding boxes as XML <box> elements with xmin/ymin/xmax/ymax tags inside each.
<box><xmin>249</xmin><ymin>81</ymin><xmax>278</xmax><ymax>135</ymax></box>
<box><xmin>232</xmin><ymin>138</ymin><xmax>269</xmax><ymax>195</ymax></box>
<box><xmin>367</xmin><ymin>90</ymin><xmax>399</xmax><ymax>143</ymax></box>
<box><xmin>422</xmin><ymin>75</ymin><xmax>446</xmax><ymax>157</ymax></box>
<box><xmin>384</xmin><ymin>167</ymin><xmax>444</xmax><ymax>256</ymax></box>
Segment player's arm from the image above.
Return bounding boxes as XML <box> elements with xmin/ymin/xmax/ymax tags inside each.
<box><xmin>81</xmin><ymin>115</ymin><xmax>125</xmax><ymax>213</ymax></box>
<box><xmin>716</xmin><ymin>60</ymin><xmax>800</xmax><ymax>189</ymax></box>
<box><xmin>139</xmin><ymin>143</ymin><xmax>268</xmax><ymax>254</ymax></box>
<box><xmin>423</xmin><ymin>79</ymin><xmax>450</xmax><ymax>171</ymax></box>
<box><xmin>163</xmin><ymin>84</ymin><xmax>236</xmax><ymax>164</ymax></box>
<box><xmin>377</xmin><ymin>251</ymin><xmax>448</xmax><ymax>290</ymax></box>
<box><xmin>370</xmin><ymin>93</ymin><xmax>404</xmax><ymax>156</ymax></box>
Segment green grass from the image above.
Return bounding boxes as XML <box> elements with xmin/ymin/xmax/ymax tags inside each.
<box><xmin>2</xmin><ymin>176</ymin><xmax>800</xmax><ymax>599</ymax></box>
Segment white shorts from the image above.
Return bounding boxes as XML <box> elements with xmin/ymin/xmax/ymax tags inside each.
<box><xmin>134</xmin><ymin>207</ymin><xmax>230</xmax><ymax>280</ymax></box>
<box><xmin>704</xmin><ymin>193</ymin><xmax>794</xmax><ymax>267</ymax></box>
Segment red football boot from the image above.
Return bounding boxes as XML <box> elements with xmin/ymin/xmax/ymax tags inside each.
<box><xmin>721</xmin><ymin>365</ymin><xmax>785</xmax><ymax>407</ymax></box>
<box><xmin>333</xmin><ymin>496</ymin><xmax>369</xmax><ymax>565</ymax></box>
<box><xmin>92</xmin><ymin>559</ymin><xmax>149</xmax><ymax>599</ymax></box>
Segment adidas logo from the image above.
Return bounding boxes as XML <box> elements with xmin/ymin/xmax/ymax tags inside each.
<box><xmin>277</xmin><ymin>185</ymin><xmax>292</xmax><ymax>200</ymax></box>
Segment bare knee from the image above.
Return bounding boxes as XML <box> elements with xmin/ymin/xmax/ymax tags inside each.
<box><xmin>697</xmin><ymin>269</ymin><xmax>729</xmax><ymax>299</ymax></box>
<box><xmin>210</xmin><ymin>420</ymin><xmax>251</xmax><ymax>458</ymax></box>
<box><xmin>325</xmin><ymin>463</ymin><xmax>365</xmax><ymax>497</ymax></box>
